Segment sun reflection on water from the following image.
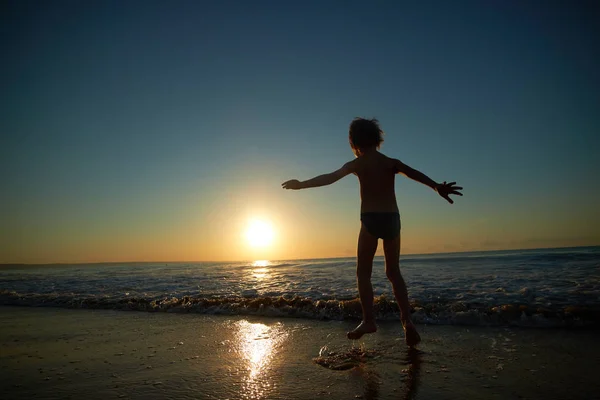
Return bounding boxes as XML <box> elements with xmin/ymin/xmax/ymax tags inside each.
<box><xmin>253</xmin><ymin>260</ymin><xmax>270</xmax><ymax>267</ymax></box>
<box><xmin>235</xmin><ymin>319</ymin><xmax>288</xmax><ymax>398</ymax></box>
<box><xmin>251</xmin><ymin>260</ymin><xmax>271</xmax><ymax>280</ymax></box>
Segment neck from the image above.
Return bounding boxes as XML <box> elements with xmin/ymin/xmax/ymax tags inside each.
<box><xmin>358</xmin><ymin>147</ymin><xmax>377</xmax><ymax>156</ymax></box>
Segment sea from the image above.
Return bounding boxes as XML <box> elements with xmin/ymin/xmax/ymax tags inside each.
<box><xmin>1</xmin><ymin>246</ymin><xmax>599</xmax><ymax>328</ymax></box>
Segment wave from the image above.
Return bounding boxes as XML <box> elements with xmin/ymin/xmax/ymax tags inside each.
<box><xmin>399</xmin><ymin>248</ymin><xmax>600</xmax><ymax>265</ymax></box>
<box><xmin>1</xmin><ymin>290</ymin><xmax>598</xmax><ymax>328</ymax></box>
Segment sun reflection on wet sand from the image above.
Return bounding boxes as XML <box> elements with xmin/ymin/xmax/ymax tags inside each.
<box><xmin>235</xmin><ymin>319</ymin><xmax>288</xmax><ymax>399</ymax></box>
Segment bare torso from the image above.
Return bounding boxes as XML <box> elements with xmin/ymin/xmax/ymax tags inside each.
<box><xmin>350</xmin><ymin>150</ymin><xmax>399</xmax><ymax>213</ymax></box>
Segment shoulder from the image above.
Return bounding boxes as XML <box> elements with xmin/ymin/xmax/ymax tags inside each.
<box><xmin>380</xmin><ymin>153</ymin><xmax>405</xmax><ymax>172</ymax></box>
<box><xmin>342</xmin><ymin>159</ymin><xmax>358</xmax><ymax>173</ymax></box>
<box><xmin>391</xmin><ymin>158</ymin><xmax>407</xmax><ymax>173</ymax></box>
<box><xmin>378</xmin><ymin>152</ymin><xmax>397</xmax><ymax>164</ymax></box>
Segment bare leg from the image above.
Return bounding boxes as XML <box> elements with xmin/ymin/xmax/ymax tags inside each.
<box><xmin>383</xmin><ymin>235</ymin><xmax>421</xmax><ymax>347</ymax></box>
<box><xmin>347</xmin><ymin>224</ymin><xmax>378</xmax><ymax>340</ymax></box>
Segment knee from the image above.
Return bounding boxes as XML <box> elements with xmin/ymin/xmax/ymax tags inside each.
<box><xmin>356</xmin><ymin>264</ymin><xmax>372</xmax><ymax>279</ymax></box>
<box><xmin>385</xmin><ymin>266</ymin><xmax>402</xmax><ymax>282</ymax></box>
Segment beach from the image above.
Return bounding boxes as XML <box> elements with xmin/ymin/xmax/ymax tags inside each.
<box><xmin>1</xmin><ymin>306</ymin><xmax>598</xmax><ymax>400</ymax></box>
<box><xmin>4</xmin><ymin>1</ymin><xmax>599</xmax><ymax>398</ymax></box>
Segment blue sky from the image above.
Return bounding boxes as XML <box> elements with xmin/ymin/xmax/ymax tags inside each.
<box><xmin>1</xmin><ymin>0</ymin><xmax>599</xmax><ymax>262</ymax></box>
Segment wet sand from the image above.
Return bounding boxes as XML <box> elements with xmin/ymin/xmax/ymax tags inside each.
<box><xmin>1</xmin><ymin>306</ymin><xmax>598</xmax><ymax>399</ymax></box>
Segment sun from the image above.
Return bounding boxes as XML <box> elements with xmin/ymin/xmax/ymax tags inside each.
<box><xmin>246</xmin><ymin>219</ymin><xmax>274</xmax><ymax>248</ymax></box>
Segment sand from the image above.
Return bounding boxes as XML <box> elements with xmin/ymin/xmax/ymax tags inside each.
<box><xmin>1</xmin><ymin>306</ymin><xmax>598</xmax><ymax>400</ymax></box>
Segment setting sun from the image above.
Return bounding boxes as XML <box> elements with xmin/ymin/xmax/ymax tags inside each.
<box><xmin>246</xmin><ymin>220</ymin><xmax>274</xmax><ymax>248</ymax></box>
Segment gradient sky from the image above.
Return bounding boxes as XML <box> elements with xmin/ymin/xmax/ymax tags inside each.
<box><xmin>1</xmin><ymin>0</ymin><xmax>599</xmax><ymax>263</ymax></box>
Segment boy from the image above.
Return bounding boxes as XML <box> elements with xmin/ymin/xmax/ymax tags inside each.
<box><xmin>282</xmin><ymin>118</ymin><xmax>462</xmax><ymax>347</ymax></box>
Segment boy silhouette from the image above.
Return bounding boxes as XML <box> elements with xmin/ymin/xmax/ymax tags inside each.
<box><xmin>282</xmin><ymin>118</ymin><xmax>462</xmax><ymax>346</ymax></box>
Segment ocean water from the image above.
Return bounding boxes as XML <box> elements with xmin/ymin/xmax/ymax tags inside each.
<box><xmin>1</xmin><ymin>247</ymin><xmax>599</xmax><ymax>328</ymax></box>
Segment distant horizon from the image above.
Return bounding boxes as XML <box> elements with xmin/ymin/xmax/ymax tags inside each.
<box><xmin>2</xmin><ymin>244</ymin><xmax>597</xmax><ymax>266</ymax></box>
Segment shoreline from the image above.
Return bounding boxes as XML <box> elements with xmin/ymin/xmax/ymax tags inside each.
<box><xmin>1</xmin><ymin>306</ymin><xmax>599</xmax><ymax>399</ymax></box>
<box><xmin>2</xmin><ymin>295</ymin><xmax>598</xmax><ymax>330</ymax></box>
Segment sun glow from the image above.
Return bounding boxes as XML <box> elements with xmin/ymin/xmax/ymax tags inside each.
<box><xmin>246</xmin><ymin>220</ymin><xmax>274</xmax><ymax>248</ymax></box>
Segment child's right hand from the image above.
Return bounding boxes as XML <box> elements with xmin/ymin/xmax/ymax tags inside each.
<box><xmin>282</xmin><ymin>180</ymin><xmax>303</xmax><ymax>190</ymax></box>
<box><xmin>435</xmin><ymin>181</ymin><xmax>463</xmax><ymax>204</ymax></box>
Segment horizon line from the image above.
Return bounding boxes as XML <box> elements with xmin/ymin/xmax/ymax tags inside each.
<box><xmin>2</xmin><ymin>244</ymin><xmax>598</xmax><ymax>266</ymax></box>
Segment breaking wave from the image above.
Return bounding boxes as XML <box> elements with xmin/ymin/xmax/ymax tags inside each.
<box><xmin>1</xmin><ymin>290</ymin><xmax>598</xmax><ymax>328</ymax></box>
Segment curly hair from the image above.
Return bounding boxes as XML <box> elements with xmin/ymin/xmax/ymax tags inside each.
<box><xmin>348</xmin><ymin>117</ymin><xmax>384</xmax><ymax>155</ymax></box>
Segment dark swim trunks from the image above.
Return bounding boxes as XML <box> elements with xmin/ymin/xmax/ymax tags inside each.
<box><xmin>360</xmin><ymin>212</ymin><xmax>401</xmax><ymax>240</ymax></box>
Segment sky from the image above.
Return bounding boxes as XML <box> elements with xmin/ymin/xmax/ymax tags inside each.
<box><xmin>1</xmin><ymin>0</ymin><xmax>599</xmax><ymax>263</ymax></box>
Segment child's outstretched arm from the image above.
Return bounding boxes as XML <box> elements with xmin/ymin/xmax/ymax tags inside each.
<box><xmin>395</xmin><ymin>159</ymin><xmax>463</xmax><ymax>204</ymax></box>
<box><xmin>282</xmin><ymin>161</ymin><xmax>355</xmax><ymax>190</ymax></box>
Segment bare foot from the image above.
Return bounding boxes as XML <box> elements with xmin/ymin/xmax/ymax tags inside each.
<box><xmin>347</xmin><ymin>320</ymin><xmax>377</xmax><ymax>340</ymax></box>
<box><xmin>403</xmin><ymin>320</ymin><xmax>421</xmax><ymax>347</ymax></box>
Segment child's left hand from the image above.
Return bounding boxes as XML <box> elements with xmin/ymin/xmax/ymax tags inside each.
<box><xmin>435</xmin><ymin>181</ymin><xmax>463</xmax><ymax>204</ymax></box>
<box><xmin>282</xmin><ymin>180</ymin><xmax>302</xmax><ymax>190</ymax></box>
